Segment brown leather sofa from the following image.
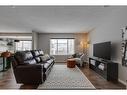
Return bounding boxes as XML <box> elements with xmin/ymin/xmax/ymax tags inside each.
<box><xmin>11</xmin><ymin>50</ymin><xmax>55</xmax><ymax>84</ymax></box>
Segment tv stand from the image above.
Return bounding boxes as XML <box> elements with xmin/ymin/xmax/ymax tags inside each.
<box><xmin>89</xmin><ymin>57</ymin><xmax>118</xmax><ymax>81</ymax></box>
<box><xmin>100</xmin><ymin>59</ymin><xmax>105</xmax><ymax>61</ymax></box>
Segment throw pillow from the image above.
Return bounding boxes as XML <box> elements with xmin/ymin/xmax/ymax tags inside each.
<box><xmin>35</xmin><ymin>57</ymin><xmax>42</xmax><ymax>63</ymax></box>
<box><xmin>72</xmin><ymin>53</ymin><xmax>76</xmax><ymax>58</ymax></box>
<box><xmin>76</xmin><ymin>53</ymin><xmax>83</xmax><ymax>58</ymax></box>
<box><xmin>40</xmin><ymin>54</ymin><xmax>50</xmax><ymax>62</ymax></box>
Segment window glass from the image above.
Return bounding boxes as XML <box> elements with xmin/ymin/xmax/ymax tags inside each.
<box><xmin>50</xmin><ymin>39</ymin><xmax>74</xmax><ymax>55</ymax></box>
<box><xmin>15</xmin><ymin>41</ymin><xmax>32</xmax><ymax>51</ymax></box>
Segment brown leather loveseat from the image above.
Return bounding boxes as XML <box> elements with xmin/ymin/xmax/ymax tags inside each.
<box><xmin>11</xmin><ymin>50</ymin><xmax>55</xmax><ymax>84</ymax></box>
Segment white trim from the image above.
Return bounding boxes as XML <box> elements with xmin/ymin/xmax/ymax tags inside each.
<box><xmin>118</xmin><ymin>78</ymin><xmax>126</xmax><ymax>85</ymax></box>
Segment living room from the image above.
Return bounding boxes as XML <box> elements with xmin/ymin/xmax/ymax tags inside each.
<box><xmin>0</xmin><ymin>5</ymin><xmax>127</xmax><ymax>91</ymax></box>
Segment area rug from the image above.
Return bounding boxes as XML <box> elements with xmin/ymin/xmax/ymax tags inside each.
<box><xmin>38</xmin><ymin>64</ymin><xmax>95</xmax><ymax>89</ymax></box>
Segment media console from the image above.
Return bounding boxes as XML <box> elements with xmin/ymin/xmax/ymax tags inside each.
<box><xmin>89</xmin><ymin>57</ymin><xmax>118</xmax><ymax>81</ymax></box>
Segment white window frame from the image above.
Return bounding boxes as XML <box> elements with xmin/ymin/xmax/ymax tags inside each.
<box><xmin>50</xmin><ymin>38</ymin><xmax>75</xmax><ymax>55</ymax></box>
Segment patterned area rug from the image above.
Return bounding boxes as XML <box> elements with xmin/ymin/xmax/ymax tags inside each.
<box><xmin>38</xmin><ymin>64</ymin><xmax>95</xmax><ymax>89</ymax></box>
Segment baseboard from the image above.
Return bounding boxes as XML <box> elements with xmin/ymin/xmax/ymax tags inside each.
<box><xmin>118</xmin><ymin>78</ymin><xmax>126</xmax><ymax>86</ymax></box>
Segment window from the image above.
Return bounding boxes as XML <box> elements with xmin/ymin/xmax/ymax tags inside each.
<box><xmin>15</xmin><ymin>41</ymin><xmax>32</xmax><ymax>51</ymax></box>
<box><xmin>50</xmin><ymin>39</ymin><xmax>74</xmax><ymax>55</ymax></box>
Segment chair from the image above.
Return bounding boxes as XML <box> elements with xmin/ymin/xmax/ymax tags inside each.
<box><xmin>69</xmin><ymin>53</ymin><xmax>85</xmax><ymax>67</ymax></box>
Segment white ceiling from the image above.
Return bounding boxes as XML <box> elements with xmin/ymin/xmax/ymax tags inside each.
<box><xmin>0</xmin><ymin>6</ymin><xmax>122</xmax><ymax>33</ymax></box>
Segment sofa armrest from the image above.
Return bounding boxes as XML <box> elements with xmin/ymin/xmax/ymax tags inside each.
<box><xmin>14</xmin><ymin>64</ymin><xmax>43</xmax><ymax>84</ymax></box>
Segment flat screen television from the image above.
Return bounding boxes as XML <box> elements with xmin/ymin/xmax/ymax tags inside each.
<box><xmin>93</xmin><ymin>41</ymin><xmax>111</xmax><ymax>60</ymax></box>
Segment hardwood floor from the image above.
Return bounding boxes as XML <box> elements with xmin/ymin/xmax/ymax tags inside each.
<box><xmin>79</xmin><ymin>64</ymin><xmax>126</xmax><ymax>89</ymax></box>
<box><xmin>0</xmin><ymin>65</ymin><xmax>126</xmax><ymax>89</ymax></box>
<box><xmin>0</xmin><ymin>68</ymin><xmax>38</xmax><ymax>89</ymax></box>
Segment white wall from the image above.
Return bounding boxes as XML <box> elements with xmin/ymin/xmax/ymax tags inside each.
<box><xmin>89</xmin><ymin>7</ymin><xmax>127</xmax><ymax>85</ymax></box>
<box><xmin>38</xmin><ymin>33</ymin><xmax>88</xmax><ymax>63</ymax></box>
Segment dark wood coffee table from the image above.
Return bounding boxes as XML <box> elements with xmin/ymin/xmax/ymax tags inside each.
<box><xmin>67</xmin><ymin>58</ymin><xmax>76</xmax><ymax>68</ymax></box>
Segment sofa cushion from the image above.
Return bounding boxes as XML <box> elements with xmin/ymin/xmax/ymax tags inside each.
<box><xmin>47</xmin><ymin>59</ymin><xmax>54</xmax><ymax>64</ymax></box>
<box><xmin>14</xmin><ymin>51</ymin><xmax>33</xmax><ymax>65</ymax></box>
<box><xmin>31</xmin><ymin>50</ymin><xmax>40</xmax><ymax>57</ymax></box>
<box><xmin>25</xmin><ymin>51</ymin><xmax>33</xmax><ymax>60</ymax></box>
<box><xmin>35</xmin><ymin>57</ymin><xmax>42</xmax><ymax>63</ymax></box>
<box><xmin>43</xmin><ymin>62</ymin><xmax>52</xmax><ymax>72</ymax></box>
<box><xmin>40</xmin><ymin>54</ymin><xmax>50</xmax><ymax>62</ymax></box>
<box><xmin>24</xmin><ymin>59</ymin><xmax>37</xmax><ymax>64</ymax></box>
<box><xmin>38</xmin><ymin>50</ymin><xmax>44</xmax><ymax>56</ymax></box>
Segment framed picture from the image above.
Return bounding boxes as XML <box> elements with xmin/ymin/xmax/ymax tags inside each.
<box><xmin>122</xmin><ymin>27</ymin><xmax>127</xmax><ymax>66</ymax></box>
